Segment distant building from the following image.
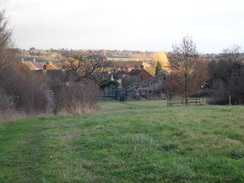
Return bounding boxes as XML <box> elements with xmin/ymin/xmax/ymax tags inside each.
<box><xmin>109</xmin><ymin>61</ymin><xmax>144</xmax><ymax>72</ymax></box>
<box><xmin>21</xmin><ymin>60</ymin><xmax>62</xmax><ymax>70</ymax></box>
<box><xmin>128</xmin><ymin>69</ymin><xmax>152</xmax><ymax>81</ymax></box>
<box><xmin>109</xmin><ymin>69</ymin><xmax>153</xmax><ymax>84</ymax></box>
<box><xmin>21</xmin><ymin>60</ymin><xmax>43</xmax><ymax>70</ymax></box>
<box><xmin>42</xmin><ymin>61</ymin><xmax>62</xmax><ymax>70</ymax></box>
<box><xmin>34</xmin><ymin>69</ymin><xmax>75</xmax><ymax>89</ymax></box>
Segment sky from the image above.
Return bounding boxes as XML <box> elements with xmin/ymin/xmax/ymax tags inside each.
<box><xmin>1</xmin><ymin>0</ymin><xmax>244</xmax><ymax>53</ymax></box>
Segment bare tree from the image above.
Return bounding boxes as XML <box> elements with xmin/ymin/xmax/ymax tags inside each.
<box><xmin>0</xmin><ymin>8</ymin><xmax>15</xmax><ymax>91</ymax></box>
<box><xmin>0</xmin><ymin>9</ymin><xmax>13</xmax><ymax>50</ymax></box>
<box><xmin>62</xmin><ymin>52</ymin><xmax>111</xmax><ymax>83</ymax></box>
<box><xmin>0</xmin><ymin>8</ymin><xmax>49</xmax><ymax>115</ymax></box>
<box><xmin>208</xmin><ymin>45</ymin><xmax>244</xmax><ymax>104</ymax></box>
<box><xmin>223</xmin><ymin>44</ymin><xmax>243</xmax><ymax>62</ymax></box>
<box><xmin>0</xmin><ymin>8</ymin><xmax>14</xmax><ymax>67</ymax></box>
<box><xmin>167</xmin><ymin>35</ymin><xmax>208</xmax><ymax>98</ymax></box>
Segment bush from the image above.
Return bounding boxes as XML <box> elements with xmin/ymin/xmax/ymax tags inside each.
<box><xmin>53</xmin><ymin>81</ymin><xmax>99</xmax><ymax>114</ymax></box>
<box><xmin>100</xmin><ymin>79</ymin><xmax>119</xmax><ymax>89</ymax></box>
<box><xmin>0</xmin><ymin>64</ymin><xmax>49</xmax><ymax>114</ymax></box>
<box><xmin>0</xmin><ymin>9</ymin><xmax>49</xmax><ymax>116</ymax></box>
<box><xmin>190</xmin><ymin>90</ymin><xmax>210</xmax><ymax>98</ymax></box>
<box><xmin>122</xmin><ymin>75</ymin><xmax>139</xmax><ymax>87</ymax></box>
<box><xmin>0</xmin><ymin>89</ymin><xmax>15</xmax><ymax>111</ymax></box>
<box><xmin>208</xmin><ymin>59</ymin><xmax>244</xmax><ymax>105</ymax></box>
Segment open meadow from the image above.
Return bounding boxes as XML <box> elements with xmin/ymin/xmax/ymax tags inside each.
<box><xmin>0</xmin><ymin>100</ymin><xmax>243</xmax><ymax>183</ymax></box>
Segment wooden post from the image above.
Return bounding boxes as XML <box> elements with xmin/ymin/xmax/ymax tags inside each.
<box><xmin>229</xmin><ymin>95</ymin><xmax>232</xmax><ymax>105</ymax></box>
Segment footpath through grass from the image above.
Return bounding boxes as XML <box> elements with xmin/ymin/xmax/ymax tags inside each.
<box><xmin>0</xmin><ymin>100</ymin><xmax>243</xmax><ymax>183</ymax></box>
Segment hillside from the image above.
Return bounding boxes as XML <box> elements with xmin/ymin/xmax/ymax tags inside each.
<box><xmin>0</xmin><ymin>100</ymin><xmax>243</xmax><ymax>182</ymax></box>
<box><xmin>14</xmin><ymin>48</ymin><xmax>152</xmax><ymax>63</ymax></box>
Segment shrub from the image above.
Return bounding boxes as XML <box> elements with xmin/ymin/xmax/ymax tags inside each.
<box><xmin>0</xmin><ymin>8</ymin><xmax>49</xmax><ymax>116</ymax></box>
<box><xmin>0</xmin><ymin>65</ymin><xmax>49</xmax><ymax>114</ymax></box>
<box><xmin>0</xmin><ymin>89</ymin><xmax>15</xmax><ymax>111</ymax></box>
<box><xmin>53</xmin><ymin>81</ymin><xmax>99</xmax><ymax>114</ymax></box>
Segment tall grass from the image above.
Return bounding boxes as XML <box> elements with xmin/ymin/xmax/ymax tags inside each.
<box><xmin>53</xmin><ymin>82</ymin><xmax>99</xmax><ymax>114</ymax></box>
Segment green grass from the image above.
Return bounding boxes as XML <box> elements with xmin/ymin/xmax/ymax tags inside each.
<box><xmin>107</xmin><ymin>57</ymin><xmax>135</xmax><ymax>61</ymax></box>
<box><xmin>0</xmin><ymin>100</ymin><xmax>243</xmax><ymax>183</ymax></box>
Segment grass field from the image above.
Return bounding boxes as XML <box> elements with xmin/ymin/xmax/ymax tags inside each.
<box><xmin>0</xmin><ymin>100</ymin><xmax>243</xmax><ymax>183</ymax></box>
<box><xmin>107</xmin><ymin>57</ymin><xmax>135</xmax><ymax>61</ymax></box>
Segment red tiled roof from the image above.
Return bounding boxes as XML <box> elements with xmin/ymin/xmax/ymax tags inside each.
<box><xmin>21</xmin><ymin>61</ymin><xmax>43</xmax><ymax>70</ymax></box>
<box><xmin>44</xmin><ymin>62</ymin><xmax>62</xmax><ymax>70</ymax></box>
<box><xmin>22</xmin><ymin>61</ymin><xmax>63</xmax><ymax>70</ymax></box>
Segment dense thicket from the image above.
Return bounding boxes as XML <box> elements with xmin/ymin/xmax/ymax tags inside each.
<box><xmin>0</xmin><ymin>9</ymin><xmax>99</xmax><ymax>119</ymax></box>
<box><xmin>53</xmin><ymin>82</ymin><xmax>99</xmax><ymax>114</ymax></box>
<box><xmin>0</xmin><ymin>9</ymin><xmax>48</xmax><ymax>115</ymax></box>
<box><xmin>208</xmin><ymin>59</ymin><xmax>244</xmax><ymax>104</ymax></box>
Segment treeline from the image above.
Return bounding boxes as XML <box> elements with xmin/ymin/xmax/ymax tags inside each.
<box><xmin>207</xmin><ymin>45</ymin><xmax>244</xmax><ymax>104</ymax></box>
<box><xmin>15</xmin><ymin>48</ymin><xmax>153</xmax><ymax>63</ymax></box>
<box><xmin>15</xmin><ymin>46</ymin><xmax>239</xmax><ymax>64</ymax></box>
<box><xmin>165</xmin><ymin>37</ymin><xmax>244</xmax><ymax>105</ymax></box>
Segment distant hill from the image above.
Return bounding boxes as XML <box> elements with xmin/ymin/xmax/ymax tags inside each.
<box><xmin>14</xmin><ymin>48</ymin><xmax>152</xmax><ymax>63</ymax></box>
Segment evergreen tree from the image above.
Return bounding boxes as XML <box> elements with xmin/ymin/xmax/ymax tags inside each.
<box><xmin>155</xmin><ymin>61</ymin><xmax>163</xmax><ymax>74</ymax></box>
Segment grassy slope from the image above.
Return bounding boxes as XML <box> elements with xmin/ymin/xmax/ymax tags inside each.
<box><xmin>0</xmin><ymin>100</ymin><xmax>243</xmax><ymax>183</ymax></box>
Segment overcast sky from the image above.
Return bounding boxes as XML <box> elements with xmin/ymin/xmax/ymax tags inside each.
<box><xmin>1</xmin><ymin>0</ymin><xmax>244</xmax><ymax>53</ymax></box>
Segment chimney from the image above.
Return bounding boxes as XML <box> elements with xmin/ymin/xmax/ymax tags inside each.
<box><xmin>62</xmin><ymin>65</ymin><xmax>66</xmax><ymax>73</ymax></box>
<box><xmin>43</xmin><ymin>65</ymin><xmax>47</xmax><ymax>75</ymax></box>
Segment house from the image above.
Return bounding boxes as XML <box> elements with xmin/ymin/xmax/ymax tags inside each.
<box><xmin>21</xmin><ymin>59</ymin><xmax>43</xmax><ymax>70</ymax></box>
<box><xmin>109</xmin><ymin>69</ymin><xmax>153</xmax><ymax>88</ymax></box>
<box><xmin>109</xmin><ymin>61</ymin><xmax>144</xmax><ymax>71</ymax></box>
<box><xmin>21</xmin><ymin>59</ymin><xmax>62</xmax><ymax>70</ymax></box>
<box><xmin>43</xmin><ymin>61</ymin><xmax>62</xmax><ymax>70</ymax></box>
<box><xmin>110</xmin><ymin>70</ymin><xmax>127</xmax><ymax>80</ymax></box>
<box><xmin>34</xmin><ymin>69</ymin><xmax>75</xmax><ymax>89</ymax></box>
<box><xmin>128</xmin><ymin>69</ymin><xmax>152</xmax><ymax>81</ymax></box>
<box><xmin>109</xmin><ymin>69</ymin><xmax>152</xmax><ymax>82</ymax></box>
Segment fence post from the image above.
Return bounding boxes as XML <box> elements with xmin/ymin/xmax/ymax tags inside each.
<box><xmin>229</xmin><ymin>95</ymin><xmax>232</xmax><ymax>105</ymax></box>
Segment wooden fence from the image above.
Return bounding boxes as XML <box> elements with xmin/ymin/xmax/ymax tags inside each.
<box><xmin>167</xmin><ymin>98</ymin><xmax>204</xmax><ymax>106</ymax></box>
